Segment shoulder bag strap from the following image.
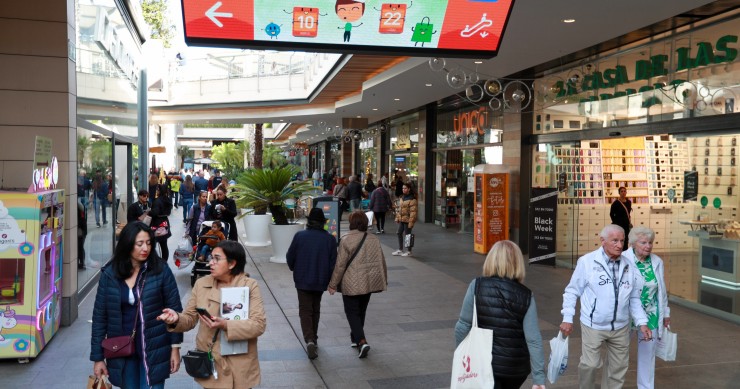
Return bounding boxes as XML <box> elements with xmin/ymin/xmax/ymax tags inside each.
<box><xmin>345</xmin><ymin>233</ymin><xmax>367</xmax><ymax>270</ymax></box>
<box><xmin>618</xmin><ymin>200</ymin><xmax>631</xmax><ymax>222</ymax></box>
<box><xmin>131</xmin><ymin>271</ymin><xmax>147</xmax><ymax>337</ymax></box>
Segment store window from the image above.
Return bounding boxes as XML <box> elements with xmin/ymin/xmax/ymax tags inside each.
<box><xmin>533</xmin><ymin>19</ymin><xmax>738</xmax><ymax>135</ymax></box>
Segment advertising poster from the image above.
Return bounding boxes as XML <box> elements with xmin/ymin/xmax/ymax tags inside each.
<box><xmin>181</xmin><ymin>0</ymin><xmax>515</xmax><ymax>57</ymax></box>
<box><xmin>474</xmin><ymin>172</ymin><xmax>509</xmax><ymax>254</ymax></box>
<box><xmin>529</xmin><ymin>188</ymin><xmax>557</xmax><ymax>266</ymax></box>
<box><xmin>312</xmin><ymin>196</ymin><xmax>340</xmax><ymax>242</ymax></box>
<box><xmin>684</xmin><ymin>171</ymin><xmax>698</xmax><ymax>201</ymax></box>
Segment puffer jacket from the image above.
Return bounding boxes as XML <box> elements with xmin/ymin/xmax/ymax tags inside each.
<box><xmin>394</xmin><ymin>196</ymin><xmax>418</xmax><ymax>228</ymax></box>
<box><xmin>328</xmin><ymin>230</ymin><xmax>387</xmax><ymax>296</ymax></box>
<box><xmin>90</xmin><ymin>262</ymin><xmax>183</xmax><ymax>387</ymax></box>
<box><xmin>368</xmin><ymin>187</ymin><xmax>391</xmax><ymax>213</ymax></box>
<box><xmin>170</xmin><ymin>274</ymin><xmax>267</xmax><ymax>388</ymax></box>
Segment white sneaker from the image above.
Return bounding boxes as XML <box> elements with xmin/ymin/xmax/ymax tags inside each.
<box><xmin>401</xmin><ymin>251</ymin><xmax>412</xmax><ymax>257</ymax></box>
<box><xmin>392</xmin><ymin>250</ymin><xmax>403</xmax><ymax>256</ymax></box>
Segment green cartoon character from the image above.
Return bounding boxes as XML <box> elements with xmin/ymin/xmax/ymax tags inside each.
<box><xmin>335</xmin><ymin>0</ymin><xmax>365</xmax><ymax>42</ymax></box>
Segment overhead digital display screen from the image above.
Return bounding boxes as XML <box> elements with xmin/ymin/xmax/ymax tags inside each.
<box><xmin>181</xmin><ymin>0</ymin><xmax>515</xmax><ymax>58</ymax></box>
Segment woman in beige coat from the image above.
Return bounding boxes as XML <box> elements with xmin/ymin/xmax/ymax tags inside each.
<box><xmin>328</xmin><ymin>211</ymin><xmax>388</xmax><ymax>358</ymax></box>
<box><xmin>158</xmin><ymin>241</ymin><xmax>266</xmax><ymax>388</ymax></box>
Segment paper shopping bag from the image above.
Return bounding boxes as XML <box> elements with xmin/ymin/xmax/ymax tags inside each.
<box><xmin>450</xmin><ymin>297</ymin><xmax>494</xmax><ymax>389</ymax></box>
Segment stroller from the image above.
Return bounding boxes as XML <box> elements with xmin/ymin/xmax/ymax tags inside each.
<box><xmin>190</xmin><ymin>221</ymin><xmax>229</xmax><ymax>286</ymax></box>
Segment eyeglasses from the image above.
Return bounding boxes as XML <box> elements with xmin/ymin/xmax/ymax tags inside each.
<box><xmin>209</xmin><ymin>255</ymin><xmax>227</xmax><ymax>263</ymax></box>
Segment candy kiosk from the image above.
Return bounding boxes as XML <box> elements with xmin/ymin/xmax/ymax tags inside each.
<box><xmin>0</xmin><ymin>157</ymin><xmax>64</xmax><ymax>362</ymax></box>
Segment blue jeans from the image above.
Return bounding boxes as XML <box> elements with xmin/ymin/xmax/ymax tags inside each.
<box><xmin>350</xmin><ymin>198</ymin><xmax>361</xmax><ymax>212</ymax></box>
<box><xmin>94</xmin><ymin>197</ymin><xmax>108</xmax><ymax>224</ymax></box>
<box><xmin>182</xmin><ymin>198</ymin><xmax>193</xmax><ymax>221</ymax></box>
<box><xmin>122</xmin><ymin>356</ymin><xmax>164</xmax><ymax>389</ymax></box>
<box><xmin>198</xmin><ymin>244</ymin><xmax>213</xmax><ymax>259</ymax></box>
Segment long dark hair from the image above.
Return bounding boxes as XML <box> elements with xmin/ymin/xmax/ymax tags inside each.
<box><xmin>112</xmin><ymin>222</ymin><xmax>163</xmax><ymax>279</ymax></box>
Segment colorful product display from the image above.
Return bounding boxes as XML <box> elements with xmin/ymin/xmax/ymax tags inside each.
<box><xmin>0</xmin><ymin>190</ymin><xmax>64</xmax><ymax>361</ymax></box>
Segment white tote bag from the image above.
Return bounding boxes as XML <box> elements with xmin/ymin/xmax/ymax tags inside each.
<box><xmin>656</xmin><ymin>327</ymin><xmax>678</xmax><ymax>362</ymax></box>
<box><xmin>451</xmin><ymin>297</ymin><xmax>495</xmax><ymax>389</ymax></box>
<box><xmin>547</xmin><ymin>331</ymin><xmax>569</xmax><ymax>384</ymax></box>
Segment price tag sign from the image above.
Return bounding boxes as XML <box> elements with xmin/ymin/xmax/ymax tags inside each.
<box><xmin>378</xmin><ymin>4</ymin><xmax>407</xmax><ymax>34</ymax></box>
<box><xmin>292</xmin><ymin>7</ymin><xmax>319</xmax><ymax>37</ymax></box>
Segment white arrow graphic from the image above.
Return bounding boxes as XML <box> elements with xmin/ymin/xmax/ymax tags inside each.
<box><xmin>206</xmin><ymin>2</ymin><xmax>233</xmax><ymax>28</ymax></box>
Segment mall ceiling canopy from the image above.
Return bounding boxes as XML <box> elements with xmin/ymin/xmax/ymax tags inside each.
<box><xmin>180</xmin><ymin>0</ymin><xmax>515</xmax><ymax>58</ymax></box>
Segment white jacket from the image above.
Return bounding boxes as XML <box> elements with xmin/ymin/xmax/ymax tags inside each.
<box><xmin>562</xmin><ymin>247</ymin><xmax>648</xmax><ymax>331</ymax></box>
<box><xmin>622</xmin><ymin>248</ymin><xmax>671</xmax><ymax>338</ymax></box>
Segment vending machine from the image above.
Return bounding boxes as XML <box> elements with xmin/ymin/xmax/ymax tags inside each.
<box><xmin>0</xmin><ymin>189</ymin><xmax>65</xmax><ymax>361</ymax></box>
<box><xmin>473</xmin><ymin>165</ymin><xmax>510</xmax><ymax>254</ymax></box>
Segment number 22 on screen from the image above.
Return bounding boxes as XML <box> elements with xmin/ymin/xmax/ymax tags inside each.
<box><xmin>379</xmin><ymin>4</ymin><xmax>407</xmax><ymax>34</ymax></box>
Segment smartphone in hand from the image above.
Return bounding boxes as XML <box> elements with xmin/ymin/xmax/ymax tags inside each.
<box><xmin>195</xmin><ymin>307</ymin><xmax>214</xmax><ymax>320</ymax></box>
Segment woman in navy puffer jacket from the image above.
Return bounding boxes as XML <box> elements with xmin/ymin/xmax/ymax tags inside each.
<box><xmin>90</xmin><ymin>222</ymin><xmax>183</xmax><ymax>388</ymax></box>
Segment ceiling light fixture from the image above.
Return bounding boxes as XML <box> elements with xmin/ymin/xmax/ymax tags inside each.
<box><xmin>394</xmin><ymin>98</ymin><xmax>400</xmax><ymax>101</ymax></box>
<box><xmin>372</xmin><ymin>108</ymin><xmax>378</xmax><ymax>111</ymax></box>
<box><xmin>474</xmin><ymin>61</ymin><xmax>483</xmax><ymax>64</ymax></box>
<box><xmin>563</xmin><ymin>18</ymin><xmax>575</xmax><ymax>23</ymax></box>
<box><xmin>425</xmin><ymin>83</ymin><xmax>433</xmax><ymax>87</ymax></box>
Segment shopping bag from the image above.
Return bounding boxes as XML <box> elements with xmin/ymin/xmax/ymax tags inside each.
<box><xmin>404</xmin><ymin>233</ymin><xmax>415</xmax><ymax>248</ymax></box>
<box><xmin>450</xmin><ymin>297</ymin><xmax>494</xmax><ymax>389</ymax></box>
<box><xmin>656</xmin><ymin>327</ymin><xmax>677</xmax><ymax>362</ymax></box>
<box><xmin>177</xmin><ymin>235</ymin><xmax>194</xmax><ymax>253</ymax></box>
<box><xmin>547</xmin><ymin>331</ymin><xmax>569</xmax><ymax>384</ymax></box>
<box><xmin>87</xmin><ymin>375</ymin><xmax>112</xmax><ymax>389</ymax></box>
<box><xmin>365</xmin><ymin>211</ymin><xmax>374</xmax><ymax>227</ymax></box>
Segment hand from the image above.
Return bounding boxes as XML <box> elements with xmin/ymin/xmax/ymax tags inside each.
<box><xmin>639</xmin><ymin>325</ymin><xmax>652</xmax><ymax>341</ymax></box>
<box><xmin>327</xmin><ymin>287</ymin><xmax>336</xmax><ymax>295</ymax></box>
<box><xmin>93</xmin><ymin>360</ymin><xmax>109</xmax><ymax>379</ymax></box>
<box><xmin>170</xmin><ymin>348</ymin><xmax>181</xmax><ymax>373</ymax></box>
<box><xmin>664</xmin><ymin>317</ymin><xmax>671</xmax><ymax>327</ymax></box>
<box><xmin>559</xmin><ymin>322</ymin><xmax>573</xmax><ymax>337</ymax></box>
<box><xmin>157</xmin><ymin>308</ymin><xmax>179</xmax><ymax>325</ymax></box>
<box><xmin>200</xmin><ymin>314</ymin><xmax>228</xmax><ymax>330</ymax></box>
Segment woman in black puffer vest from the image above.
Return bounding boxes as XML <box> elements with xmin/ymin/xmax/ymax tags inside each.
<box><xmin>454</xmin><ymin>240</ymin><xmax>547</xmax><ymax>389</ymax></box>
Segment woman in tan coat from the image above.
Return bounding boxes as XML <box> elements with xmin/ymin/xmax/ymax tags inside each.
<box><xmin>393</xmin><ymin>182</ymin><xmax>418</xmax><ymax>257</ymax></box>
<box><xmin>158</xmin><ymin>241</ymin><xmax>266</xmax><ymax>388</ymax></box>
<box><xmin>328</xmin><ymin>211</ymin><xmax>388</xmax><ymax>358</ymax></box>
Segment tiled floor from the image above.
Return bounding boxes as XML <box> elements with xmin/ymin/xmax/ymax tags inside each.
<box><xmin>1</xmin><ymin>217</ymin><xmax>739</xmax><ymax>388</ymax></box>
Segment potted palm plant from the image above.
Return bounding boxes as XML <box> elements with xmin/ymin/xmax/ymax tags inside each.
<box><xmin>231</xmin><ymin>166</ymin><xmax>316</xmax><ymax>262</ymax></box>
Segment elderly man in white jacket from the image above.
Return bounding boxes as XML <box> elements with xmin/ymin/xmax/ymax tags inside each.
<box><xmin>560</xmin><ymin>224</ymin><xmax>651</xmax><ymax>389</ymax></box>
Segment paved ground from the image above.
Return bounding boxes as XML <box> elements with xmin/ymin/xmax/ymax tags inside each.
<box><xmin>1</xmin><ymin>217</ymin><xmax>739</xmax><ymax>388</ymax></box>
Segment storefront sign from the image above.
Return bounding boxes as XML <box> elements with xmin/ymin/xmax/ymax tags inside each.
<box><xmin>684</xmin><ymin>170</ymin><xmax>698</xmax><ymax>201</ymax></box>
<box><xmin>529</xmin><ymin>188</ymin><xmax>557</xmax><ymax>266</ymax></box>
<box><xmin>474</xmin><ymin>172</ymin><xmax>509</xmax><ymax>254</ymax></box>
<box><xmin>554</xmin><ymin>35</ymin><xmax>737</xmax><ymax>102</ymax></box>
<box><xmin>453</xmin><ymin>106</ymin><xmax>489</xmax><ymax>136</ymax></box>
<box><xmin>181</xmin><ymin>0</ymin><xmax>515</xmax><ymax>58</ymax></box>
<box><xmin>94</xmin><ymin>8</ymin><xmax>141</xmax><ymax>85</ymax></box>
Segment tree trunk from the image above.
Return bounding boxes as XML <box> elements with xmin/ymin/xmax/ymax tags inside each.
<box><xmin>254</xmin><ymin>123</ymin><xmax>263</xmax><ymax>169</ymax></box>
<box><xmin>268</xmin><ymin>204</ymin><xmax>288</xmax><ymax>225</ymax></box>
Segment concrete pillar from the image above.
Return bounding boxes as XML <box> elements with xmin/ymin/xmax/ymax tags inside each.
<box><xmin>0</xmin><ymin>0</ymin><xmax>79</xmax><ymax>325</ymax></box>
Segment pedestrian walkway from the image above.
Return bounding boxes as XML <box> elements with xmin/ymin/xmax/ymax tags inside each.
<box><xmin>1</xmin><ymin>218</ymin><xmax>739</xmax><ymax>388</ymax></box>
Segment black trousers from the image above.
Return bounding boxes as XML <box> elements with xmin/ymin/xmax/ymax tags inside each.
<box><xmin>297</xmin><ymin>289</ymin><xmax>323</xmax><ymax>343</ymax></box>
<box><xmin>342</xmin><ymin>293</ymin><xmax>372</xmax><ymax>344</ymax></box>
<box><xmin>494</xmin><ymin>374</ymin><xmax>528</xmax><ymax>389</ymax></box>
<box><xmin>374</xmin><ymin>211</ymin><xmax>386</xmax><ymax>231</ymax></box>
<box><xmin>156</xmin><ymin>236</ymin><xmax>169</xmax><ymax>262</ymax></box>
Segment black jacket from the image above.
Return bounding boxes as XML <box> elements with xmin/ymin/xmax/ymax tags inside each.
<box><xmin>149</xmin><ymin>195</ymin><xmax>173</xmax><ymax>238</ymax></box>
<box><xmin>475</xmin><ymin>276</ymin><xmax>532</xmax><ymax>378</ymax></box>
<box><xmin>347</xmin><ymin>181</ymin><xmax>363</xmax><ymax>200</ymax></box>
<box><xmin>286</xmin><ymin>228</ymin><xmax>338</xmax><ymax>291</ymax></box>
<box><xmin>90</xmin><ymin>262</ymin><xmax>183</xmax><ymax>387</ymax></box>
<box><xmin>127</xmin><ymin>201</ymin><xmax>149</xmax><ymax>223</ymax></box>
<box><xmin>207</xmin><ymin>197</ymin><xmax>238</xmax><ymax>240</ymax></box>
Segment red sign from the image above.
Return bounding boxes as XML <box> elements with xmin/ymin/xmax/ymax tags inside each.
<box><xmin>182</xmin><ymin>0</ymin><xmax>254</xmax><ymax>41</ymax></box>
<box><xmin>181</xmin><ymin>0</ymin><xmax>516</xmax><ymax>58</ymax></box>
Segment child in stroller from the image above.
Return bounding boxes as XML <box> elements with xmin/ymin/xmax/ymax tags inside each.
<box><xmin>196</xmin><ymin>220</ymin><xmax>225</xmax><ymax>261</ymax></box>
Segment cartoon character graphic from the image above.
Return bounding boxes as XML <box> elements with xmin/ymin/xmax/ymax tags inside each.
<box><xmin>411</xmin><ymin>16</ymin><xmax>437</xmax><ymax>47</ymax></box>
<box><xmin>375</xmin><ymin>2</ymin><xmax>412</xmax><ymax>34</ymax></box>
<box><xmin>335</xmin><ymin>0</ymin><xmax>365</xmax><ymax>42</ymax></box>
<box><xmin>284</xmin><ymin>7</ymin><xmax>327</xmax><ymax>37</ymax></box>
<box><xmin>0</xmin><ymin>200</ymin><xmax>27</xmax><ymax>251</ymax></box>
<box><xmin>0</xmin><ymin>306</ymin><xmax>18</xmax><ymax>341</ymax></box>
<box><xmin>263</xmin><ymin>22</ymin><xmax>282</xmax><ymax>39</ymax></box>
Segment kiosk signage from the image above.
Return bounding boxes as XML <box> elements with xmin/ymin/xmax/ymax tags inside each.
<box><xmin>529</xmin><ymin>188</ymin><xmax>557</xmax><ymax>266</ymax></box>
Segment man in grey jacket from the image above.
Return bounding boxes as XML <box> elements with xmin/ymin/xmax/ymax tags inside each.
<box><xmin>560</xmin><ymin>224</ymin><xmax>651</xmax><ymax>389</ymax></box>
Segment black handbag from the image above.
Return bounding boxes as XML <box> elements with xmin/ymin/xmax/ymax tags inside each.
<box><xmin>182</xmin><ymin>329</ymin><xmax>219</xmax><ymax>379</ymax></box>
<box><xmin>337</xmin><ymin>233</ymin><xmax>367</xmax><ymax>293</ymax></box>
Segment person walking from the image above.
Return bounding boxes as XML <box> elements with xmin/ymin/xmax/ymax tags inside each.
<box><xmin>328</xmin><ymin>211</ymin><xmax>387</xmax><ymax>358</ymax></box>
<box><xmin>347</xmin><ymin>175</ymin><xmax>363</xmax><ymax>212</ymax></box>
<box><xmin>158</xmin><ymin>241</ymin><xmax>267</xmax><ymax>389</ymax></box>
<box><xmin>149</xmin><ymin>184</ymin><xmax>173</xmax><ymax>262</ymax></box>
<box><xmin>286</xmin><ymin>208</ymin><xmax>338</xmax><ymax>360</ymax></box>
<box><xmin>623</xmin><ymin>226</ymin><xmax>671</xmax><ymax>389</ymax></box>
<box><xmin>186</xmin><ymin>191</ymin><xmax>212</xmax><ymax>245</ymax></box>
<box><xmin>92</xmin><ymin>169</ymin><xmax>109</xmax><ymax>227</ymax></box>
<box><xmin>148</xmin><ymin>173</ymin><xmax>160</xmax><ymax>208</ymax></box>
<box><xmin>454</xmin><ymin>240</ymin><xmax>547</xmax><ymax>389</ymax></box>
<box><xmin>208</xmin><ymin>187</ymin><xmax>238</xmax><ymax>241</ymax></box>
<box><xmin>610</xmin><ymin>186</ymin><xmax>633</xmax><ymax>250</ymax></box>
<box><xmin>364</xmin><ymin>174</ymin><xmax>376</xmax><ymax>195</ymax></box>
<box><xmin>194</xmin><ymin>171</ymin><xmax>209</xmax><ymax>192</ymax></box>
<box><xmin>90</xmin><ymin>222</ymin><xmax>183</xmax><ymax>389</ymax></box>
<box><xmin>333</xmin><ymin>177</ymin><xmax>348</xmax><ymax>219</ymax></box>
<box><xmin>393</xmin><ymin>183</ymin><xmax>417</xmax><ymax>257</ymax></box>
<box><xmin>180</xmin><ymin>175</ymin><xmax>196</xmax><ymax>223</ymax></box>
<box><xmin>560</xmin><ymin>224</ymin><xmax>651</xmax><ymax>389</ymax></box>
<box><xmin>312</xmin><ymin>169</ymin><xmax>321</xmax><ymax>187</ymax></box>
<box><xmin>169</xmin><ymin>176</ymin><xmax>181</xmax><ymax>210</ymax></box>
<box><xmin>126</xmin><ymin>189</ymin><xmax>150</xmax><ymax>223</ymax></box>
<box><xmin>368</xmin><ymin>181</ymin><xmax>391</xmax><ymax>234</ymax></box>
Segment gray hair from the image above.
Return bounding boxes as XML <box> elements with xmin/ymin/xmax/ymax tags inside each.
<box><xmin>600</xmin><ymin>224</ymin><xmax>625</xmax><ymax>239</ymax></box>
<box><xmin>628</xmin><ymin>226</ymin><xmax>655</xmax><ymax>244</ymax></box>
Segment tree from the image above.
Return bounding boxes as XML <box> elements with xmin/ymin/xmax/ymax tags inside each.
<box><xmin>77</xmin><ymin>135</ymin><xmax>92</xmax><ymax>169</ymax></box>
<box><xmin>141</xmin><ymin>0</ymin><xmax>174</xmax><ymax>48</ymax></box>
<box><xmin>263</xmin><ymin>145</ymin><xmax>287</xmax><ymax>169</ymax></box>
<box><xmin>177</xmin><ymin>145</ymin><xmax>194</xmax><ymax>168</ymax></box>
<box><xmin>211</xmin><ymin>141</ymin><xmax>249</xmax><ymax>178</ymax></box>
<box><xmin>253</xmin><ymin>123</ymin><xmax>263</xmax><ymax>169</ymax></box>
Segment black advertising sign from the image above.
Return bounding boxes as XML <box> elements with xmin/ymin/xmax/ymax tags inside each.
<box><xmin>557</xmin><ymin>172</ymin><xmax>567</xmax><ymax>192</ymax></box>
<box><xmin>684</xmin><ymin>171</ymin><xmax>698</xmax><ymax>201</ymax></box>
<box><xmin>529</xmin><ymin>188</ymin><xmax>557</xmax><ymax>266</ymax></box>
<box><xmin>312</xmin><ymin>196</ymin><xmax>340</xmax><ymax>242</ymax></box>
<box><xmin>181</xmin><ymin>0</ymin><xmax>515</xmax><ymax>58</ymax></box>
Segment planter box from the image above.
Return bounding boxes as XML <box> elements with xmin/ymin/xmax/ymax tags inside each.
<box><xmin>268</xmin><ymin>222</ymin><xmax>305</xmax><ymax>263</ymax></box>
<box><xmin>243</xmin><ymin>214</ymin><xmax>272</xmax><ymax>247</ymax></box>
